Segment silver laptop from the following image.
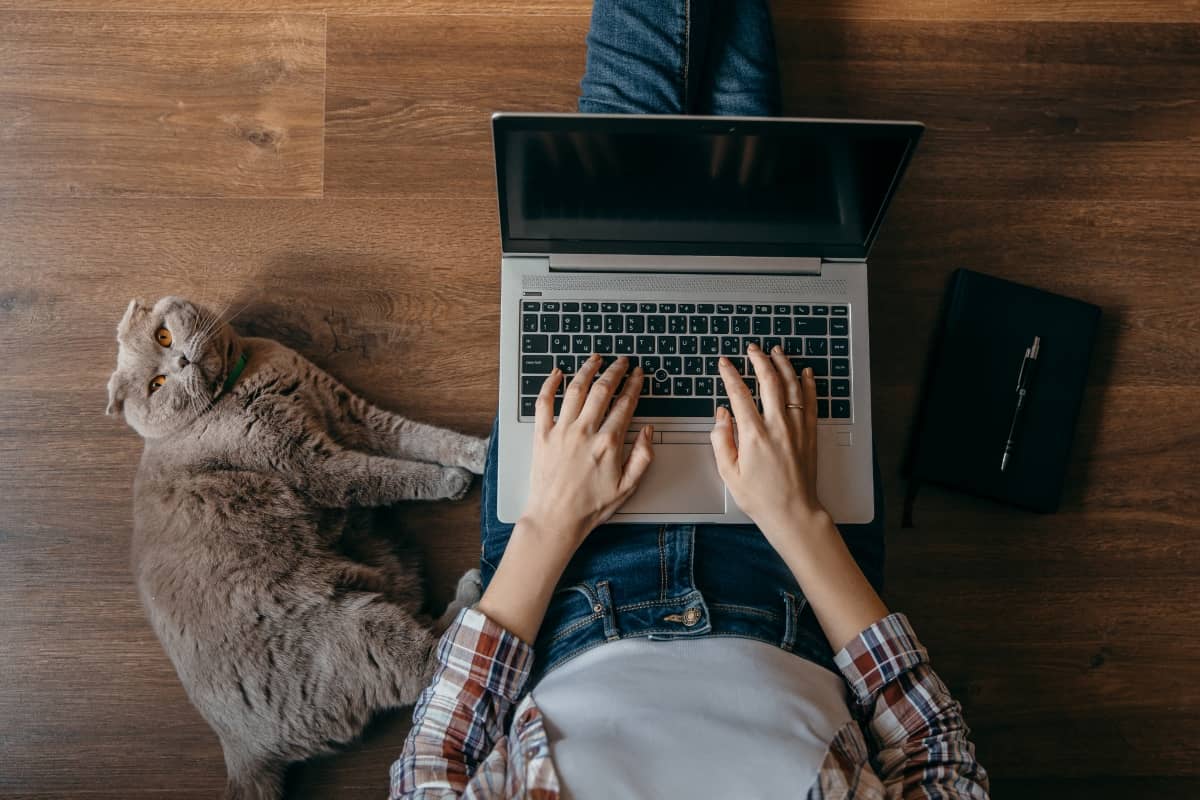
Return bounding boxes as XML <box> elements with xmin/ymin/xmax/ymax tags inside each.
<box><xmin>494</xmin><ymin>113</ymin><xmax>922</xmax><ymax>525</ymax></box>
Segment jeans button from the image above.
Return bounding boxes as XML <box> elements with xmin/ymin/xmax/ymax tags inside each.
<box><xmin>682</xmin><ymin>608</ymin><xmax>701</xmax><ymax>627</ymax></box>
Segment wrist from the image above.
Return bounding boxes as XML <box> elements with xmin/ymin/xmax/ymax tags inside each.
<box><xmin>515</xmin><ymin>512</ymin><xmax>587</xmax><ymax>557</ymax></box>
<box><xmin>764</xmin><ymin>507</ymin><xmax>839</xmax><ymax>566</ymax></box>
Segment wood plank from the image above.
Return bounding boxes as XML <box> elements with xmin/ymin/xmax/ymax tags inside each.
<box><xmin>0</xmin><ymin>12</ymin><xmax>325</xmax><ymax>198</ymax></box>
<box><xmin>0</xmin><ymin>0</ymin><xmax>1195</xmax><ymax>23</ymax></box>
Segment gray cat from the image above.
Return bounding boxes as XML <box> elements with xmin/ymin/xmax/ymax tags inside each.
<box><xmin>106</xmin><ymin>296</ymin><xmax>488</xmax><ymax>800</ymax></box>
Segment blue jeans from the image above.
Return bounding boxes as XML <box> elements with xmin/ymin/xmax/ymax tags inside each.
<box><xmin>481</xmin><ymin>0</ymin><xmax>884</xmax><ymax>683</ymax></box>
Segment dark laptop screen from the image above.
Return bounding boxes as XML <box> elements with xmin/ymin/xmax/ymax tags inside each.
<box><xmin>494</xmin><ymin>114</ymin><xmax>922</xmax><ymax>260</ymax></box>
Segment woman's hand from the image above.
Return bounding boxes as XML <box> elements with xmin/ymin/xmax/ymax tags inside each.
<box><xmin>522</xmin><ymin>353</ymin><xmax>655</xmax><ymax>545</ymax></box>
<box><xmin>710</xmin><ymin>344</ymin><xmax>829</xmax><ymax>552</ymax></box>
<box><xmin>477</xmin><ymin>354</ymin><xmax>654</xmax><ymax>644</ymax></box>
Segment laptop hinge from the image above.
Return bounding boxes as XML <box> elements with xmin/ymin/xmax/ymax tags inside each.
<box><xmin>546</xmin><ymin>253</ymin><xmax>823</xmax><ymax>275</ymax></box>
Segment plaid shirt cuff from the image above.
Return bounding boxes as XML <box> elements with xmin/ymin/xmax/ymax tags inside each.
<box><xmin>438</xmin><ymin>607</ymin><xmax>534</xmax><ymax>703</ymax></box>
<box><xmin>834</xmin><ymin>612</ymin><xmax>929</xmax><ymax>705</ymax></box>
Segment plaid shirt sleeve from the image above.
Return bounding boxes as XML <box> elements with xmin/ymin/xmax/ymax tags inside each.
<box><xmin>390</xmin><ymin>607</ymin><xmax>543</xmax><ymax>800</ymax></box>
<box><xmin>833</xmin><ymin>613</ymin><xmax>990</xmax><ymax>799</ymax></box>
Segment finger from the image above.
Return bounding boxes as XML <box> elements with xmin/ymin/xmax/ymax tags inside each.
<box><xmin>600</xmin><ymin>365</ymin><xmax>644</xmax><ymax>435</ymax></box>
<box><xmin>578</xmin><ymin>356</ymin><xmax>629</xmax><ymax>430</ymax></box>
<box><xmin>535</xmin><ymin>368</ymin><xmax>562</xmax><ymax>437</ymax></box>
<box><xmin>709</xmin><ymin>405</ymin><xmax>738</xmax><ymax>481</ymax></box>
<box><xmin>718</xmin><ymin>356</ymin><xmax>761</xmax><ymax>432</ymax></box>
<box><xmin>770</xmin><ymin>345</ymin><xmax>805</xmax><ymax>435</ymax></box>
<box><xmin>747</xmin><ymin>344</ymin><xmax>786</xmax><ymax>426</ymax></box>
<box><xmin>617</xmin><ymin>424</ymin><xmax>655</xmax><ymax>496</ymax></box>
<box><xmin>802</xmin><ymin>366</ymin><xmax>819</xmax><ymax>475</ymax></box>
<box><xmin>559</xmin><ymin>353</ymin><xmax>602</xmax><ymax>423</ymax></box>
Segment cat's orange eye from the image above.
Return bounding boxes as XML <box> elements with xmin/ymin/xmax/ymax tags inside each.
<box><xmin>155</xmin><ymin>327</ymin><xmax>172</xmax><ymax>347</ymax></box>
<box><xmin>149</xmin><ymin>375</ymin><xmax>167</xmax><ymax>393</ymax></box>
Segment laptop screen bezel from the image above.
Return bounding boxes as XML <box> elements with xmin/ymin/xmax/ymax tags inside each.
<box><xmin>492</xmin><ymin>112</ymin><xmax>924</xmax><ymax>260</ymax></box>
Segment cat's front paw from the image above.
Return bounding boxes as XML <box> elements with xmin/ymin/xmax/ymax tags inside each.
<box><xmin>463</xmin><ymin>436</ymin><xmax>489</xmax><ymax>475</ymax></box>
<box><xmin>441</xmin><ymin>466</ymin><xmax>474</xmax><ymax>501</ymax></box>
<box><xmin>454</xmin><ymin>568</ymin><xmax>483</xmax><ymax>606</ymax></box>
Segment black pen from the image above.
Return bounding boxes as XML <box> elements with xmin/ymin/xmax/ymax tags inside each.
<box><xmin>1001</xmin><ymin>335</ymin><xmax>1040</xmax><ymax>472</ymax></box>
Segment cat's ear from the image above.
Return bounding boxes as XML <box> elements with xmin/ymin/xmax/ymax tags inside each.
<box><xmin>116</xmin><ymin>298</ymin><xmax>148</xmax><ymax>337</ymax></box>
<box><xmin>106</xmin><ymin>371</ymin><xmax>126</xmax><ymax>417</ymax></box>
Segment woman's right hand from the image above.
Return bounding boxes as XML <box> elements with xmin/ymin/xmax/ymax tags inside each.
<box><xmin>709</xmin><ymin>344</ymin><xmax>831</xmax><ymax>557</ymax></box>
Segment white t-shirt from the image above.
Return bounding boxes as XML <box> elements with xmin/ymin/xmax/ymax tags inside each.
<box><xmin>532</xmin><ymin>637</ymin><xmax>851</xmax><ymax>799</ymax></box>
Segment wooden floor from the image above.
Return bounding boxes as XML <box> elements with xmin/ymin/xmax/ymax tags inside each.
<box><xmin>1</xmin><ymin>1</ymin><xmax>1197</xmax><ymax>797</ymax></box>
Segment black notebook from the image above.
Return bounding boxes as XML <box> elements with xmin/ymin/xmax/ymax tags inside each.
<box><xmin>904</xmin><ymin>269</ymin><xmax>1101</xmax><ymax>522</ymax></box>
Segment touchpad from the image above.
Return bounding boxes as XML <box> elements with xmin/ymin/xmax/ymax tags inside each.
<box><xmin>620</xmin><ymin>444</ymin><xmax>726</xmax><ymax>514</ymax></box>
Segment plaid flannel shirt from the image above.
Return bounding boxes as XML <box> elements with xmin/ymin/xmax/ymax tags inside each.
<box><xmin>391</xmin><ymin>608</ymin><xmax>989</xmax><ymax>799</ymax></box>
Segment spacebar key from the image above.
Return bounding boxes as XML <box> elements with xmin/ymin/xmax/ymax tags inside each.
<box><xmin>633</xmin><ymin>398</ymin><xmax>714</xmax><ymax>418</ymax></box>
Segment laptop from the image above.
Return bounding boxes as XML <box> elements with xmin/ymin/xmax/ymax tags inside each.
<box><xmin>493</xmin><ymin>113</ymin><xmax>922</xmax><ymax>525</ymax></box>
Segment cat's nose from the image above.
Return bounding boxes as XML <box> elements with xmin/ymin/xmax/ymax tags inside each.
<box><xmin>177</xmin><ymin>354</ymin><xmax>190</xmax><ymax>369</ymax></box>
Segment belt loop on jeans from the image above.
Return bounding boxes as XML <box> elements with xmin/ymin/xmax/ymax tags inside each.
<box><xmin>781</xmin><ymin>591</ymin><xmax>806</xmax><ymax>652</ymax></box>
<box><xmin>596</xmin><ymin>580</ymin><xmax>619</xmax><ymax>642</ymax></box>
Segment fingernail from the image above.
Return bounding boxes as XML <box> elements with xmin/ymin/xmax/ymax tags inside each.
<box><xmin>551</xmin><ymin>367</ymin><xmax>559</xmax><ymax>376</ymax></box>
<box><xmin>804</xmin><ymin>367</ymin><xmax>813</xmax><ymax>377</ymax></box>
<box><xmin>748</xmin><ymin>343</ymin><xmax>759</xmax><ymax>352</ymax></box>
<box><xmin>719</xmin><ymin>356</ymin><xmax>729</xmax><ymax>366</ymax></box>
<box><xmin>773</xmin><ymin>345</ymin><xmax>783</xmax><ymax>355</ymax></box>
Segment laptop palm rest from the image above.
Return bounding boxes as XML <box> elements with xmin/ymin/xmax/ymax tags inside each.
<box><xmin>620</xmin><ymin>444</ymin><xmax>726</xmax><ymax>514</ymax></box>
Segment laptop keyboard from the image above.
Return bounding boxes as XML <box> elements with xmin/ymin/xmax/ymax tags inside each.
<box><xmin>519</xmin><ymin>301</ymin><xmax>852</xmax><ymax>421</ymax></box>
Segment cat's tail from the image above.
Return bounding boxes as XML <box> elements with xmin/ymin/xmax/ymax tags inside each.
<box><xmin>223</xmin><ymin>751</ymin><xmax>285</xmax><ymax>800</ymax></box>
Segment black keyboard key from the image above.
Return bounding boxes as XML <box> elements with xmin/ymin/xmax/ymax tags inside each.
<box><xmin>556</xmin><ymin>355</ymin><xmax>576</xmax><ymax>373</ymax></box>
<box><xmin>640</xmin><ymin>303</ymin><xmax>657</xmax><ymax>313</ymax></box>
<box><xmin>582</xmin><ymin>302</ymin><xmax>599</xmax><ymax>312</ymax></box>
<box><xmin>815</xmin><ymin>378</ymin><xmax>829</xmax><ymax>396</ymax></box>
<box><xmin>689</xmin><ymin>316</ymin><xmax>708</xmax><ymax>334</ymax></box>
<box><xmin>541</xmin><ymin>315</ymin><xmax>559</xmax><ymax>332</ymax></box>
<box><xmin>685</xmin><ymin>356</ymin><xmax>704</xmax><ymax>375</ymax></box>
<box><xmin>695</xmin><ymin>377</ymin><xmax>714</xmax><ymax>395</ymax></box>
<box><xmin>679</xmin><ymin>336</ymin><xmax>698</xmax><ymax>354</ymax></box>
<box><xmin>601</xmin><ymin>302</ymin><xmax>618</xmax><ymax>313</ymax></box>
<box><xmin>634</xmin><ymin>397</ymin><xmax>714</xmax><ymax>417</ymax></box>
<box><xmin>657</xmin><ymin>336</ymin><xmax>677</xmax><ymax>354</ymax></box>
<box><xmin>831</xmin><ymin>379</ymin><xmax>850</xmax><ymax>397</ymax></box>
<box><xmin>717</xmin><ymin>304</ymin><xmax>734</xmax><ymax>314</ymax></box>
<box><xmin>831</xmin><ymin>318</ymin><xmax>849</xmax><ymax>336</ymax></box>
<box><xmin>831</xmin><ymin>359</ymin><xmax>850</xmax><ymax>377</ymax></box>
<box><xmin>743</xmin><ymin>336</ymin><xmax>761</xmax><ymax>352</ymax></box>
<box><xmin>698</xmin><ymin>304</ymin><xmax>715</xmax><ymax>314</ymax></box>
<box><xmin>763</xmin><ymin>337</ymin><xmax>782</xmax><ymax>354</ymax></box>
<box><xmin>793</xmin><ymin>318</ymin><xmax>828</xmax><ymax>335</ymax></box>
<box><xmin>521</xmin><ymin>396</ymin><xmax>537</xmax><ymax>416</ymax></box>
<box><xmin>668</xmin><ymin>315</ymin><xmax>687</xmax><ymax>333</ymax></box>
<box><xmin>728</xmin><ymin>356</ymin><xmax>746</xmax><ymax>373</ymax></box>
<box><xmin>523</xmin><ymin>301</ymin><xmax>541</xmax><ymax>312</ymax></box>
<box><xmin>523</xmin><ymin>314</ymin><xmax>539</xmax><ymax>332</ymax></box>
<box><xmin>754</xmin><ymin>304</ymin><xmax>771</xmax><ymax>314</ymax></box>
<box><xmin>572</xmin><ymin>335</ymin><xmax>591</xmax><ymax>353</ymax></box>
<box><xmin>793</xmin><ymin>304</ymin><xmax>809</xmax><ymax>315</ymax></box>
<box><xmin>642</xmin><ymin>356</ymin><xmax>661</xmax><ymax>372</ymax></box>
<box><xmin>753</xmin><ymin>317</ymin><xmax>771</xmax><ymax>334</ymax></box>
<box><xmin>522</xmin><ymin>355</ymin><xmax>553</xmax><ymax>374</ymax></box>
<box><xmin>563</xmin><ymin>302</ymin><xmax>580</xmax><ymax>312</ymax></box>
<box><xmin>664</xmin><ymin>357</ymin><xmax>683</xmax><ymax>375</ymax></box>
<box><xmin>523</xmin><ymin>334</ymin><xmax>548</xmax><ymax>352</ymax></box>
<box><xmin>716</xmin><ymin>378</ymin><xmax>728</xmax><ymax>397</ymax></box>
<box><xmin>744</xmin><ymin>377</ymin><xmax>758</xmax><ymax>395</ymax></box>
<box><xmin>701</xmin><ymin>336</ymin><xmax>719</xmax><ymax>354</ymax></box>
<box><xmin>721</xmin><ymin>337</ymin><xmax>740</xmax><ymax>355</ymax></box>
<box><xmin>584</xmin><ymin>315</ymin><xmax>603</xmax><ymax>332</ymax></box>
<box><xmin>812</xmin><ymin>305</ymin><xmax>829</xmax><ymax>315</ymax></box>
<box><xmin>652</xmin><ymin>377</ymin><xmax>672</xmax><ymax>395</ymax></box>
<box><xmin>832</xmin><ymin>305</ymin><xmax>848</xmax><ymax>316</ymax></box>
<box><xmin>541</xmin><ymin>302</ymin><xmax>559</xmax><ymax>312</ymax></box>
<box><xmin>551</xmin><ymin>334</ymin><xmax>571</xmax><ymax>353</ymax></box>
<box><xmin>594</xmin><ymin>335</ymin><xmax>613</xmax><ymax>354</ymax></box>
<box><xmin>521</xmin><ymin>375</ymin><xmax>548</xmax><ymax>394</ymax></box>
<box><xmin>616</xmin><ymin>336</ymin><xmax>635</xmax><ymax>354</ymax></box>
<box><xmin>641</xmin><ymin>377</ymin><xmax>651</xmax><ymax>395</ymax></box>
<box><xmin>832</xmin><ymin>399</ymin><xmax>851</xmax><ymax>418</ymax></box>
<box><xmin>736</xmin><ymin>304</ymin><xmax>753</xmax><ymax>314</ymax></box>
<box><xmin>672</xmin><ymin>377</ymin><xmax>693</xmax><ymax>395</ymax></box>
<box><xmin>732</xmin><ymin>316</ymin><xmax>750</xmax><ymax>334</ymax></box>
<box><xmin>626</xmin><ymin>355</ymin><xmax>640</xmax><ymax>370</ymax></box>
<box><xmin>604</xmin><ymin>315</ymin><xmax>623</xmax><ymax>333</ymax></box>
<box><xmin>831</xmin><ymin>338</ymin><xmax>849</xmax><ymax>356</ymax></box>
<box><xmin>791</xmin><ymin>357</ymin><xmax>828</xmax><ymax>376</ymax></box>
<box><xmin>636</xmin><ymin>335</ymin><xmax>656</xmax><ymax>353</ymax></box>
<box><xmin>648</xmin><ymin>315</ymin><xmax>667</xmax><ymax>333</ymax></box>
<box><xmin>705</xmin><ymin>357</ymin><xmax>721</xmax><ymax>374</ymax></box>
<box><xmin>576</xmin><ymin>355</ymin><xmax>591</xmax><ymax>370</ymax></box>
<box><xmin>773</xmin><ymin>317</ymin><xmax>792</xmax><ymax>335</ymax></box>
<box><xmin>626</xmin><ymin>315</ymin><xmax>645</xmax><ymax>333</ymax></box>
<box><xmin>817</xmin><ymin>399</ymin><xmax>830</xmax><ymax>418</ymax></box>
<box><xmin>711</xmin><ymin>316</ymin><xmax>730</xmax><ymax>334</ymax></box>
<box><xmin>785</xmin><ymin>338</ymin><xmax>804</xmax><ymax>355</ymax></box>
<box><xmin>679</xmin><ymin>303</ymin><xmax>696</xmax><ymax>313</ymax></box>
<box><xmin>659</xmin><ymin>303</ymin><xmax>677</xmax><ymax>313</ymax></box>
<box><xmin>806</xmin><ymin>338</ymin><xmax>828</xmax><ymax>356</ymax></box>
<box><xmin>620</xmin><ymin>302</ymin><xmax>637</xmax><ymax>313</ymax></box>
<box><xmin>562</xmin><ymin>315</ymin><xmax>582</xmax><ymax>332</ymax></box>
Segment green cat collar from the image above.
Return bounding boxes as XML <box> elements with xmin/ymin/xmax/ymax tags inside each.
<box><xmin>221</xmin><ymin>352</ymin><xmax>248</xmax><ymax>394</ymax></box>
